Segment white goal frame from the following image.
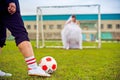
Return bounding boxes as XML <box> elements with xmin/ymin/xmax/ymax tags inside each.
<box><xmin>36</xmin><ymin>4</ymin><xmax>101</xmax><ymax>48</ymax></box>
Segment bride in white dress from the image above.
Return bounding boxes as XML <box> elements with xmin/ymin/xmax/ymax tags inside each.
<box><xmin>61</xmin><ymin>15</ymin><xmax>82</xmax><ymax>49</ymax></box>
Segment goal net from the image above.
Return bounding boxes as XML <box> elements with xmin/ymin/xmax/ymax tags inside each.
<box><xmin>36</xmin><ymin>4</ymin><xmax>101</xmax><ymax>48</ymax></box>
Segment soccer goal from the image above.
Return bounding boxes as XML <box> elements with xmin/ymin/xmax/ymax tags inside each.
<box><xmin>36</xmin><ymin>4</ymin><xmax>101</xmax><ymax>48</ymax></box>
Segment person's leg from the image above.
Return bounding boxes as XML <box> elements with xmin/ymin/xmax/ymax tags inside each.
<box><xmin>0</xmin><ymin>47</ymin><xmax>2</xmax><ymax>54</ymax></box>
<box><xmin>18</xmin><ymin>41</ymin><xmax>34</xmax><ymax>57</ymax></box>
<box><xmin>0</xmin><ymin>24</ymin><xmax>6</xmax><ymax>52</ymax></box>
<box><xmin>0</xmin><ymin>70</ymin><xmax>12</xmax><ymax>77</ymax></box>
<box><xmin>0</xmin><ymin>46</ymin><xmax>12</xmax><ymax>77</ymax></box>
<box><xmin>17</xmin><ymin>41</ymin><xmax>51</xmax><ymax>76</ymax></box>
<box><xmin>18</xmin><ymin>41</ymin><xmax>38</xmax><ymax>70</ymax></box>
<box><xmin>0</xmin><ymin>25</ymin><xmax>12</xmax><ymax>76</ymax></box>
<box><xmin>4</xmin><ymin>12</ymin><xmax>50</xmax><ymax>77</ymax></box>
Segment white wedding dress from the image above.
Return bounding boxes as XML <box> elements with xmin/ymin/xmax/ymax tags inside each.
<box><xmin>61</xmin><ymin>16</ymin><xmax>82</xmax><ymax>49</ymax></box>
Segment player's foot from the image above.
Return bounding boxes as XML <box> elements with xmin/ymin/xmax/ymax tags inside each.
<box><xmin>0</xmin><ymin>70</ymin><xmax>12</xmax><ymax>77</ymax></box>
<box><xmin>66</xmin><ymin>46</ymin><xmax>69</xmax><ymax>50</ymax></box>
<box><xmin>28</xmin><ymin>67</ymin><xmax>50</xmax><ymax>77</ymax></box>
<box><xmin>80</xmin><ymin>47</ymin><xmax>83</xmax><ymax>49</ymax></box>
<box><xmin>79</xmin><ymin>46</ymin><xmax>83</xmax><ymax>49</ymax></box>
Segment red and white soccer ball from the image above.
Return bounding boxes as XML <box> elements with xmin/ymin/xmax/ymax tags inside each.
<box><xmin>39</xmin><ymin>56</ymin><xmax>57</xmax><ymax>74</ymax></box>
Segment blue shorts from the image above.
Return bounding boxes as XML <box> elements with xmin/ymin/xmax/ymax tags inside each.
<box><xmin>0</xmin><ymin>12</ymin><xmax>29</xmax><ymax>47</ymax></box>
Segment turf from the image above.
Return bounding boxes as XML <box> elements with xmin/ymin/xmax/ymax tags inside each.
<box><xmin>0</xmin><ymin>41</ymin><xmax>120</xmax><ymax>80</ymax></box>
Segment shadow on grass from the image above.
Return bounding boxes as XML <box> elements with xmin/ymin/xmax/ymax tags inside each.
<box><xmin>0</xmin><ymin>76</ymin><xmax>50</xmax><ymax>80</ymax></box>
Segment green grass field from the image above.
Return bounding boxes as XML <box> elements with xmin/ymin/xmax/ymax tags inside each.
<box><xmin>0</xmin><ymin>41</ymin><xmax>120</xmax><ymax>80</ymax></box>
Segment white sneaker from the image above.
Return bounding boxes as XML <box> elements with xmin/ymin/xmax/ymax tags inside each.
<box><xmin>0</xmin><ymin>70</ymin><xmax>12</xmax><ymax>77</ymax></box>
<box><xmin>80</xmin><ymin>47</ymin><xmax>83</xmax><ymax>50</ymax></box>
<box><xmin>28</xmin><ymin>67</ymin><xmax>51</xmax><ymax>77</ymax></box>
<box><xmin>66</xmin><ymin>46</ymin><xmax>69</xmax><ymax>50</ymax></box>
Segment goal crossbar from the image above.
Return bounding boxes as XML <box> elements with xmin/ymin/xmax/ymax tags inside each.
<box><xmin>37</xmin><ymin>4</ymin><xmax>100</xmax><ymax>8</ymax></box>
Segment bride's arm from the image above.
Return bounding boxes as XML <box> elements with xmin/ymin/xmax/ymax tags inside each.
<box><xmin>76</xmin><ymin>21</ymin><xmax>80</xmax><ymax>25</ymax></box>
<box><xmin>66</xmin><ymin>21</ymin><xmax>71</xmax><ymax>24</ymax></box>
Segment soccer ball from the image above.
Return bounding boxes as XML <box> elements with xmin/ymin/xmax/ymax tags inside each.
<box><xmin>39</xmin><ymin>56</ymin><xmax>57</xmax><ymax>74</ymax></box>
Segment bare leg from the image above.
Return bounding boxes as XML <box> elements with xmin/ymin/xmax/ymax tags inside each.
<box><xmin>17</xmin><ymin>41</ymin><xmax>50</xmax><ymax>77</ymax></box>
<box><xmin>18</xmin><ymin>41</ymin><xmax>34</xmax><ymax>58</ymax></box>
<box><xmin>0</xmin><ymin>41</ymin><xmax>50</xmax><ymax>77</ymax></box>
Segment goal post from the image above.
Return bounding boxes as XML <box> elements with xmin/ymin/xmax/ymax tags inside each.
<box><xmin>36</xmin><ymin>4</ymin><xmax>101</xmax><ymax>48</ymax></box>
<box><xmin>36</xmin><ymin>7</ymin><xmax>44</xmax><ymax>48</ymax></box>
